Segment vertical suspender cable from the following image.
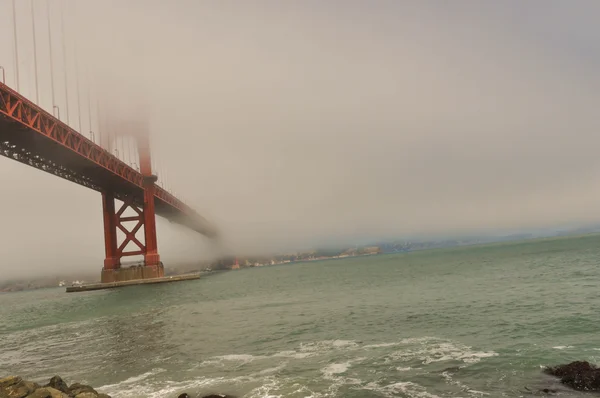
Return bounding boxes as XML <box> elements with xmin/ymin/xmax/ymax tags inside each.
<box><xmin>46</xmin><ymin>0</ymin><xmax>56</xmax><ymax>111</ymax></box>
<box><xmin>60</xmin><ymin>0</ymin><xmax>70</xmax><ymax>125</ymax></box>
<box><xmin>12</xmin><ymin>0</ymin><xmax>20</xmax><ymax>91</ymax></box>
<box><xmin>30</xmin><ymin>0</ymin><xmax>40</xmax><ymax>104</ymax></box>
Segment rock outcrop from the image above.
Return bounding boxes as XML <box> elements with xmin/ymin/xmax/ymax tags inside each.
<box><xmin>0</xmin><ymin>375</ymin><xmax>235</xmax><ymax>398</ymax></box>
<box><xmin>0</xmin><ymin>375</ymin><xmax>110</xmax><ymax>398</ymax></box>
<box><xmin>544</xmin><ymin>361</ymin><xmax>600</xmax><ymax>391</ymax></box>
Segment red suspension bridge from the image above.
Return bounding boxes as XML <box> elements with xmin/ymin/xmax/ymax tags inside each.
<box><xmin>0</xmin><ymin>80</ymin><xmax>217</xmax><ymax>282</ymax></box>
<box><xmin>1</xmin><ymin>0</ymin><xmax>218</xmax><ymax>285</ymax></box>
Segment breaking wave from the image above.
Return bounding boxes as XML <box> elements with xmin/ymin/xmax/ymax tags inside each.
<box><xmin>98</xmin><ymin>337</ymin><xmax>498</xmax><ymax>397</ymax></box>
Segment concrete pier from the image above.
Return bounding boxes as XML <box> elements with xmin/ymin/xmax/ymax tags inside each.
<box><xmin>101</xmin><ymin>264</ymin><xmax>165</xmax><ymax>283</ymax></box>
<box><xmin>66</xmin><ymin>273</ymin><xmax>200</xmax><ymax>293</ymax></box>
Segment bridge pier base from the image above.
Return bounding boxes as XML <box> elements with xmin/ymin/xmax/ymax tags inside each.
<box><xmin>100</xmin><ymin>190</ymin><xmax>164</xmax><ymax>284</ymax></box>
<box><xmin>100</xmin><ymin>263</ymin><xmax>165</xmax><ymax>283</ymax></box>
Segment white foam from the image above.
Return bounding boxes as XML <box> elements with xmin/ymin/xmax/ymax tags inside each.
<box><xmin>553</xmin><ymin>345</ymin><xmax>574</xmax><ymax>350</ymax></box>
<box><xmin>299</xmin><ymin>339</ymin><xmax>358</xmax><ymax>353</ymax></box>
<box><xmin>442</xmin><ymin>369</ymin><xmax>493</xmax><ymax>397</ymax></box>
<box><xmin>363</xmin><ymin>381</ymin><xmax>441</xmax><ymax>398</ymax></box>
<box><xmin>99</xmin><ymin>338</ymin><xmax>495</xmax><ymax>397</ymax></box>
<box><xmin>200</xmin><ymin>353</ymin><xmax>264</xmax><ymax>367</ymax></box>
<box><xmin>400</xmin><ymin>336</ymin><xmax>440</xmax><ymax>344</ymax></box>
<box><xmin>244</xmin><ymin>378</ymin><xmax>283</xmax><ymax>398</ymax></box>
<box><xmin>364</xmin><ymin>342</ymin><xmax>400</xmax><ymax>349</ymax></box>
<box><xmin>217</xmin><ymin>354</ymin><xmax>261</xmax><ymax>362</ymax></box>
<box><xmin>384</xmin><ymin>339</ymin><xmax>497</xmax><ymax>365</ymax></box>
<box><xmin>442</xmin><ymin>371</ymin><xmax>470</xmax><ymax>393</ymax></box>
<box><xmin>468</xmin><ymin>390</ymin><xmax>490</xmax><ymax>396</ymax></box>
<box><xmin>396</xmin><ymin>366</ymin><xmax>413</xmax><ymax>371</ymax></box>
<box><xmin>321</xmin><ymin>362</ymin><xmax>350</xmax><ymax>376</ymax></box>
<box><xmin>200</xmin><ymin>339</ymin><xmax>360</xmax><ymax>369</ymax></box>
<box><xmin>98</xmin><ymin>368</ymin><xmax>166</xmax><ymax>390</ymax></box>
<box><xmin>99</xmin><ymin>375</ymin><xmax>228</xmax><ymax>398</ymax></box>
<box><xmin>332</xmin><ymin>339</ymin><xmax>357</xmax><ymax>348</ymax></box>
<box><xmin>254</xmin><ymin>361</ymin><xmax>288</xmax><ymax>376</ymax></box>
<box><xmin>272</xmin><ymin>350</ymin><xmax>312</xmax><ymax>359</ymax></box>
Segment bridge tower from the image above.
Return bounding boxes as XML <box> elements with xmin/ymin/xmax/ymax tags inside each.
<box><xmin>100</xmin><ymin>126</ymin><xmax>163</xmax><ymax>283</ymax></box>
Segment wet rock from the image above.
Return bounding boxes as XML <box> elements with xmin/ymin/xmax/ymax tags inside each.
<box><xmin>523</xmin><ymin>386</ymin><xmax>559</xmax><ymax>395</ymax></box>
<box><xmin>544</xmin><ymin>361</ymin><xmax>600</xmax><ymax>391</ymax></box>
<box><xmin>73</xmin><ymin>393</ymin><xmax>98</xmax><ymax>398</ymax></box>
<box><xmin>24</xmin><ymin>382</ymin><xmax>41</xmax><ymax>393</ymax></box>
<box><xmin>26</xmin><ymin>389</ymin><xmax>53</xmax><ymax>398</ymax></box>
<box><xmin>44</xmin><ymin>376</ymin><xmax>69</xmax><ymax>394</ymax></box>
<box><xmin>28</xmin><ymin>387</ymin><xmax>68</xmax><ymax>398</ymax></box>
<box><xmin>4</xmin><ymin>384</ymin><xmax>30</xmax><ymax>397</ymax></box>
<box><xmin>68</xmin><ymin>383</ymin><xmax>98</xmax><ymax>397</ymax></box>
<box><xmin>540</xmin><ymin>388</ymin><xmax>558</xmax><ymax>394</ymax></box>
<box><xmin>0</xmin><ymin>376</ymin><xmax>22</xmax><ymax>389</ymax></box>
<box><xmin>1</xmin><ymin>376</ymin><xmax>110</xmax><ymax>398</ymax></box>
<box><xmin>0</xmin><ymin>376</ymin><xmax>38</xmax><ymax>398</ymax></box>
<box><xmin>202</xmin><ymin>395</ymin><xmax>237</xmax><ymax>398</ymax></box>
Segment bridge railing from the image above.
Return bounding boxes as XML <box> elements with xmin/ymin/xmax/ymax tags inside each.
<box><xmin>0</xmin><ymin>81</ymin><xmax>208</xmax><ymax>225</ymax></box>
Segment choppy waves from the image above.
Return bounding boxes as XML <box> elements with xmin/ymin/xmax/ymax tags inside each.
<box><xmin>99</xmin><ymin>337</ymin><xmax>499</xmax><ymax>398</ymax></box>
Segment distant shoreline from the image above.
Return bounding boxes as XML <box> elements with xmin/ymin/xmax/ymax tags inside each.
<box><xmin>2</xmin><ymin>231</ymin><xmax>599</xmax><ymax>293</ymax></box>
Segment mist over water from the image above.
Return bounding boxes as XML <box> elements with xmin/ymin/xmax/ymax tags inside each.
<box><xmin>0</xmin><ymin>1</ymin><xmax>600</xmax><ymax>279</ymax></box>
<box><xmin>2</xmin><ymin>235</ymin><xmax>600</xmax><ymax>397</ymax></box>
<box><xmin>1</xmin><ymin>3</ymin><xmax>600</xmax><ymax>398</ymax></box>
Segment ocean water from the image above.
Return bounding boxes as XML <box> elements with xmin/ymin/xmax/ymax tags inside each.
<box><xmin>2</xmin><ymin>235</ymin><xmax>600</xmax><ymax>397</ymax></box>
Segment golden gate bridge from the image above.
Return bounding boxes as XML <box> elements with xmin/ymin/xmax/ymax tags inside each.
<box><xmin>0</xmin><ymin>0</ymin><xmax>217</xmax><ymax>285</ymax></box>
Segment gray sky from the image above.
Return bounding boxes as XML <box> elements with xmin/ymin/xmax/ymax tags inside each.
<box><xmin>1</xmin><ymin>0</ymin><xmax>599</xmax><ymax>280</ymax></box>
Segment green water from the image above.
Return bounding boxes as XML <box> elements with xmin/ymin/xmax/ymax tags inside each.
<box><xmin>2</xmin><ymin>235</ymin><xmax>600</xmax><ymax>397</ymax></box>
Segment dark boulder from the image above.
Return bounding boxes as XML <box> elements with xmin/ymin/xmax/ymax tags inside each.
<box><xmin>523</xmin><ymin>386</ymin><xmax>559</xmax><ymax>395</ymax></box>
<box><xmin>540</xmin><ymin>388</ymin><xmax>558</xmax><ymax>394</ymax></box>
<box><xmin>45</xmin><ymin>376</ymin><xmax>70</xmax><ymax>394</ymax></box>
<box><xmin>544</xmin><ymin>361</ymin><xmax>600</xmax><ymax>391</ymax></box>
<box><xmin>202</xmin><ymin>395</ymin><xmax>237</xmax><ymax>398</ymax></box>
<box><xmin>203</xmin><ymin>395</ymin><xmax>237</xmax><ymax>398</ymax></box>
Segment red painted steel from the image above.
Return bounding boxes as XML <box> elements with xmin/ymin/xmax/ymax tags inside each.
<box><xmin>0</xmin><ymin>81</ymin><xmax>217</xmax><ymax>239</ymax></box>
<box><xmin>0</xmin><ymin>80</ymin><xmax>218</xmax><ymax>275</ymax></box>
<box><xmin>102</xmin><ymin>192</ymin><xmax>156</xmax><ymax>268</ymax></box>
<box><xmin>137</xmin><ymin>132</ymin><xmax>160</xmax><ymax>266</ymax></box>
<box><xmin>102</xmin><ymin>192</ymin><xmax>119</xmax><ymax>269</ymax></box>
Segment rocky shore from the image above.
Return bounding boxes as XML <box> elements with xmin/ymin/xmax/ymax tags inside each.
<box><xmin>0</xmin><ymin>376</ymin><xmax>236</xmax><ymax>398</ymax></box>
<box><xmin>0</xmin><ymin>375</ymin><xmax>110</xmax><ymax>398</ymax></box>
<box><xmin>544</xmin><ymin>361</ymin><xmax>600</xmax><ymax>391</ymax></box>
<box><xmin>7</xmin><ymin>362</ymin><xmax>598</xmax><ymax>397</ymax></box>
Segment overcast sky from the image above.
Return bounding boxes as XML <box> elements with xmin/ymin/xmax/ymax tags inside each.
<box><xmin>0</xmin><ymin>0</ymin><xmax>599</xmax><ymax>280</ymax></box>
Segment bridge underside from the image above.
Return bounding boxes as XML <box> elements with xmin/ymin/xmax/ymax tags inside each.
<box><xmin>0</xmin><ymin>113</ymin><xmax>184</xmax><ymax>220</ymax></box>
<box><xmin>0</xmin><ymin>82</ymin><xmax>218</xmax><ymax>238</ymax></box>
<box><xmin>0</xmin><ymin>81</ymin><xmax>218</xmax><ymax>286</ymax></box>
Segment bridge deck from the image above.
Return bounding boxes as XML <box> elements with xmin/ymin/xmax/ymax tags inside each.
<box><xmin>0</xmin><ymin>82</ymin><xmax>216</xmax><ymax>237</ymax></box>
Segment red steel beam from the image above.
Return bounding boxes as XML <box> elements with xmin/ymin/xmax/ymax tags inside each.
<box><xmin>102</xmin><ymin>192</ymin><xmax>119</xmax><ymax>269</ymax></box>
<box><xmin>0</xmin><ymin>81</ymin><xmax>214</xmax><ymax>235</ymax></box>
<box><xmin>115</xmin><ymin>196</ymin><xmax>146</xmax><ymax>259</ymax></box>
<box><xmin>0</xmin><ymin>83</ymin><xmax>143</xmax><ymax>188</ymax></box>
